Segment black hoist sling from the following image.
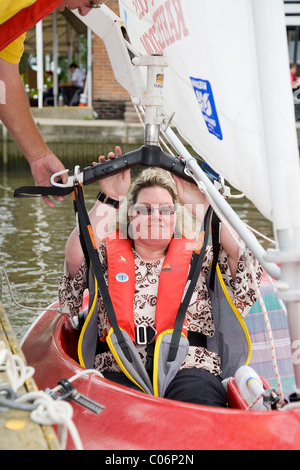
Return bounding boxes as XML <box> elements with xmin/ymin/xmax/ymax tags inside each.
<box><xmin>72</xmin><ymin>186</ymin><xmax>218</xmax><ymax>365</ymax></box>
<box><xmin>15</xmin><ymin>180</ymin><xmax>221</xmax><ymax>374</ymax></box>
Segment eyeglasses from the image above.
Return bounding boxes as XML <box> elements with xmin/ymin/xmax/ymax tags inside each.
<box><xmin>86</xmin><ymin>0</ymin><xmax>101</xmax><ymax>8</ymax></box>
<box><xmin>132</xmin><ymin>204</ymin><xmax>176</xmax><ymax>216</ymax></box>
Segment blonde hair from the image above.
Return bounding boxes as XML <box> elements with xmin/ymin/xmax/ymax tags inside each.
<box><xmin>111</xmin><ymin>167</ymin><xmax>201</xmax><ymax>239</ymax></box>
<box><xmin>127</xmin><ymin>167</ymin><xmax>178</xmax><ymax>207</ymax></box>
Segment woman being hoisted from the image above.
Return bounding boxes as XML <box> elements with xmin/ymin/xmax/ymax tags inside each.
<box><xmin>58</xmin><ymin>146</ymin><xmax>263</xmax><ymax>407</ymax></box>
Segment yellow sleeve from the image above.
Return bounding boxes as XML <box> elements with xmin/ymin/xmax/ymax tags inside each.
<box><xmin>0</xmin><ymin>33</ymin><xmax>26</xmax><ymax>64</ymax></box>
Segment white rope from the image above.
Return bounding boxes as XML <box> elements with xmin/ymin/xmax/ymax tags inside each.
<box><xmin>50</xmin><ymin>369</ymin><xmax>104</xmax><ymax>394</ymax></box>
<box><xmin>0</xmin><ymin>267</ymin><xmax>61</xmax><ymax>313</ymax></box>
<box><xmin>246</xmin><ymin>391</ymin><xmax>265</xmax><ymax>410</ymax></box>
<box><xmin>0</xmin><ymin>340</ymin><xmax>35</xmax><ymax>392</ymax></box>
<box><xmin>0</xmin><ymin>341</ymin><xmax>89</xmax><ymax>450</ymax></box>
<box><xmin>264</xmin><ymin>271</ymin><xmax>287</xmax><ymax>317</ymax></box>
<box><xmin>244</xmin><ymin>254</ymin><xmax>286</xmax><ymax>406</ymax></box>
<box><xmin>245</xmin><ymin>224</ymin><xmax>276</xmax><ymax>246</ymax></box>
<box><xmin>0</xmin><ymin>340</ymin><xmax>106</xmax><ymax>449</ymax></box>
<box><xmin>0</xmin><ymin>267</ymin><xmax>79</xmax><ymax>329</ymax></box>
<box><xmin>16</xmin><ymin>390</ymin><xmax>83</xmax><ymax>450</ymax></box>
<box><xmin>258</xmin><ymin>292</ymin><xmax>285</xmax><ymax>404</ymax></box>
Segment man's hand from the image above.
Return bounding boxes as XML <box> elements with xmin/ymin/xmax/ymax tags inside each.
<box><xmin>30</xmin><ymin>151</ymin><xmax>68</xmax><ymax>208</ymax></box>
<box><xmin>0</xmin><ymin>58</ymin><xmax>67</xmax><ymax>208</ymax></box>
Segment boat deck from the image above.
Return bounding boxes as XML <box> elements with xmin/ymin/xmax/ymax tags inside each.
<box><xmin>0</xmin><ymin>302</ymin><xmax>59</xmax><ymax>450</ymax></box>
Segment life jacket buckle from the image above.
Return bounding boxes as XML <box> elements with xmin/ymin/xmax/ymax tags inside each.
<box><xmin>136</xmin><ymin>324</ymin><xmax>148</xmax><ymax>345</ymax></box>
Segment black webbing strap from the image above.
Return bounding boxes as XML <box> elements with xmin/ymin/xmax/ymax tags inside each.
<box><xmin>167</xmin><ymin>206</ymin><xmax>213</xmax><ymax>362</ymax></box>
<box><xmin>14</xmin><ymin>185</ymin><xmax>73</xmax><ymax>198</ymax></box>
<box><xmin>73</xmin><ymin>185</ymin><xmax>133</xmax><ymax>363</ymax></box>
<box><xmin>209</xmin><ymin>211</ymin><xmax>221</xmax><ymax>291</ymax></box>
<box><xmin>94</xmin><ymin>327</ymin><xmax>208</xmax><ymax>357</ymax></box>
<box><xmin>72</xmin><ymin>185</ymin><xmax>90</xmax><ymax>272</ymax></box>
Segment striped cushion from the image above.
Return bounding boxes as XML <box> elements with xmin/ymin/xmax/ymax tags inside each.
<box><xmin>245</xmin><ymin>282</ymin><xmax>295</xmax><ymax>397</ymax></box>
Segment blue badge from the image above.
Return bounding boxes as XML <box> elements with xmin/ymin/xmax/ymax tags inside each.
<box><xmin>190</xmin><ymin>77</ymin><xmax>223</xmax><ymax>140</ymax></box>
<box><xmin>116</xmin><ymin>273</ymin><xmax>129</xmax><ymax>282</ymax></box>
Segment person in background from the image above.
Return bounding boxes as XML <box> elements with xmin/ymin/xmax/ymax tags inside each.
<box><xmin>0</xmin><ymin>0</ymin><xmax>104</xmax><ymax>207</ymax></box>
<box><xmin>59</xmin><ymin>63</ymin><xmax>86</xmax><ymax>106</ymax></box>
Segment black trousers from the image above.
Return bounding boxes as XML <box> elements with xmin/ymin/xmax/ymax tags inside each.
<box><xmin>103</xmin><ymin>368</ymin><xmax>227</xmax><ymax>408</ymax></box>
<box><xmin>60</xmin><ymin>86</ymin><xmax>82</xmax><ymax>105</ymax></box>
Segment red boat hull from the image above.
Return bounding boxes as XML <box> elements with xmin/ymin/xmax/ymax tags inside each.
<box><xmin>22</xmin><ymin>297</ymin><xmax>300</xmax><ymax>450</ymax></box>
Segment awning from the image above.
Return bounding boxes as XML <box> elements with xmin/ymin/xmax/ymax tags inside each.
<box><xmin>24</xmin><ymin>10</ymin><xmax>87</xmax><ymax>56</ymax></box>
<box><xmin>22</xmin><ymin>10</ymin><xmax>91</xmax><ymax>108</ymax></box>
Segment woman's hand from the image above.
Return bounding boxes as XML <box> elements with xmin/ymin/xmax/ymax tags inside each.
<box><xmin>96</xmin><ymin>146</ymin><xmax>131</xmax><ymax>201</ymax></box>
<box><xmin>66</xmin><ymin>146</ymin><xmax>131</xmax><ymax>278</ymax></box>
<box><xmin>174</xmin><ymin>175</ymin><xmax>240</xmax><ymax>280</ymax></box>
<box><xmin>173</xmin><ymin>175</ymin><xmax>208</xmax><ymax>216</ymax></box>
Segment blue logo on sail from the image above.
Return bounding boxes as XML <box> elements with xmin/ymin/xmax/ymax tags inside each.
<box><xmin>190</xmin><ymin>77</ymin><xmax>223</xmax><ymax>140</ymax></box>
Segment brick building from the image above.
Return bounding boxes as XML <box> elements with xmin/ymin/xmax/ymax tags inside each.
<box><xmin>92</xmin><ymin>0</ymin><xmax>131</xmax><ymax>119</ymax></box>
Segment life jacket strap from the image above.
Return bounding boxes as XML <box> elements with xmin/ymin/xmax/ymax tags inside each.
<box><xmin>14</xmin><ymin>185</ymin><xmax>73</xmax><ymax>198</ymax></box>
<box><xmin>73</xmin><ymin>185</ymin><xmax>133</xmax><ymax>363</ymax></box>
<box><xmin>209</xmin><ymin>211</ymin><xmax>221</xmax><ymax>291</ymax></box>
<box><xmin>167</xmin><ymin>206</ymin><xmax>212</xmax><ymax>362</ymax></box>
<box><xmin>96</xmin><ymin>326</ymin><xmax>156</xmax><ymax>354</ymax></box>
<box><xmin>95</xmin><ymin>328</ymin><xmax>207</xmax><ymax>354</ymax></box>
<box><xmin>188</xmin><ymin>331</ymin><xmax>207</xmax><ymax>348</ymax></box>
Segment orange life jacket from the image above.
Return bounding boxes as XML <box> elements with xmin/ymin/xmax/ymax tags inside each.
<box><xmin>0</xmin><ymin>0</ymin><xmax>61</xmax><ymax>52</ymax></box>
<box><xmin>78</xmin><ymin>229</ymin><xmax>252</xmax><ymax>396</ymax></box>
<box><xmin>103</xmin><ymin>231</ymin><xmax>195</xmax><ymax>395</ymax></box>
<box><xmin>104</xmin><ymin>231</ymin><xmax>195</xmax><ymax>343</ymax></box>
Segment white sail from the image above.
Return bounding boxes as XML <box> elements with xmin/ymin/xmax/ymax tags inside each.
<box><xmin>118</xmin><ymin>0</ymin><xmax>300</xmax><ymax>230</ymax></box>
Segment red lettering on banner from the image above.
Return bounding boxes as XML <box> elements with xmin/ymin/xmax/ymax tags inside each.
<box><xmin>140</xmin><ymin>25</ymin><xmax>163</xmax><ymax>54</ymax></box>
<box><xmin>172</xmin><ymin>0</ymin><xmax>189</xmax><ymax>39</ymax></box>
<box><xmin>140</xmin><ymin>34</ymin><xmax>153</xmax><ymax>54</ymax></box>
<box><xmin>153</xmin><ymin>5</ymin><xmax>171</xmax><ymax>48</ymax></box>
<box><xmin>132</xmin><ymin>0</ymin><xmax>149</xmax><ymax>20</ymax></box>
<box><xmin>149</xmin><ymin>25</ymin><xmax>163</xmax><ymax>53</ymax></box>
<box><xmin>138</xmin><ymin>0</ymin><xmax>189</xmax><ymax>53</ymax></box>
<box><xmin>165</xmin><ymin>0</ymin><xmax>176</xmax><ymax>44</ymax></box>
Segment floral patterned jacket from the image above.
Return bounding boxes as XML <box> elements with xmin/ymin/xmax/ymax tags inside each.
<box><xmin>58</xmin><ymin>242</ymin><xmax>263</xmax><ymax>376</ymax></box>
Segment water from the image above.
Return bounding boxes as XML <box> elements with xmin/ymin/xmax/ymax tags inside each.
<box><xmin>0</xmin><ymin>167</ymin><xmax>274</xmax><ymax>341</ymax></box>
<box><xmin>0</xmin><ymin>169</ymin><xmax>98</xmax><ymax>338</ymax></box>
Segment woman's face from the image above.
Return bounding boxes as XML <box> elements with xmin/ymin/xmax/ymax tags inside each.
<box><xmin>129</xmin><ymin>186</ymin><xmax>176</xmax><ymax>245</ymax></box>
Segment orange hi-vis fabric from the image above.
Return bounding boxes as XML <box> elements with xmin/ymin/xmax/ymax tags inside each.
<box><xmin>0</xmin><ymin>0</ymin><xmax>61</xmax><ymax>60</ymax></box>
<box><xmin>104</xmin><ymin>232</ymin><xmax>195</xmax><ymax>343</ymax></box>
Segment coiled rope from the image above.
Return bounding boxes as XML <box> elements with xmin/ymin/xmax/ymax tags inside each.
<box><xmin>0</xmin><ymin>341</ymin><xmax>103</xmax><ymax>449</ymax></box>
